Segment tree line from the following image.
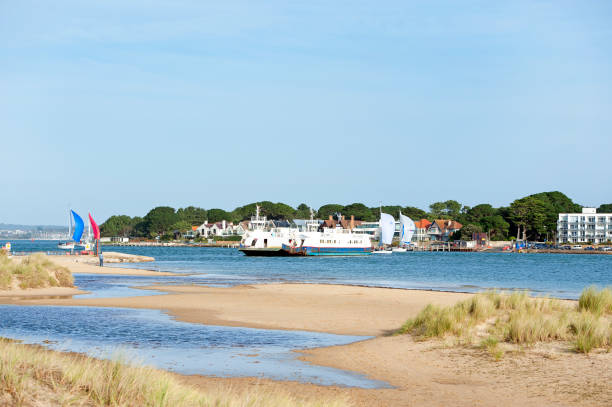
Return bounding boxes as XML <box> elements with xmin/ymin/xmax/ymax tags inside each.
<box><xmin>99</xmin><ymin>192</ymin><xmax>611</xmax><ymax>241</ymax></box>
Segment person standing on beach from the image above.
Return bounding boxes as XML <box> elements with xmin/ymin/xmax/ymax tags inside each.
<box><xmin>99</xmin><ymin>252</ymin><xmax>104</xmax><ymax>267</ymax></box>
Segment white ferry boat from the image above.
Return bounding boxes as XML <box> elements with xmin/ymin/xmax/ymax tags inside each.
<box><xmin>239</xmin><ymin>206</ymin><xmax>296</xmax><ymax>256</ymax></box>
<box><xmin>281</xmin><ymin>227</ymin><xmax>372</xmax><ymax>256</ymax></box>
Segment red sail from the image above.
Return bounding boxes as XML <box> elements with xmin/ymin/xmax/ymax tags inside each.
<box><xmin>89</xmin><ymin>213</ymin><xmax>100</xmax><ymax>240</ymax></box>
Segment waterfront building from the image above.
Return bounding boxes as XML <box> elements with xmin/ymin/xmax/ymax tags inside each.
<box><xmin>353</xmin><ymin>221</ymin><xmax>380</xmax><ymax>236</ymax></box>
<box><xmin>195</xmin><ymin>220</ymin><xmax>246</xmax><ymax>238</ymax></box>
<box><xmin>427</xmin><ymin>220</ymin><xmax>463</xmax><ymax>242</ymax></box>
<box><xmin>557</xmin><ymin>208</ymin><xmax>612</xmax><ymax>244</ymax></box>
<box><xmin>414</xmin><ymin>219</ymin><xmax>432</xmax><ymax>242</ymax></box>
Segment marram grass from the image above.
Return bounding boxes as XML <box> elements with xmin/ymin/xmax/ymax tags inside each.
<box><xmin>0</xmin><ymin>251</ymin><xmax>74</xmax><ymax>290</ymax></box>
<box><xmin>0</xmin><ymin>339</ymin><xmax>350</xmax><ymax>407</ymax></box>
<box><xmin>398</xmin><ymin>287</ymin><xmax>612</xmax><ymax>354</ymax></box>
<box><xmin>578</xmin><ymin>286</ymin><xmax>612</xmax><ymax>315</ymax></box>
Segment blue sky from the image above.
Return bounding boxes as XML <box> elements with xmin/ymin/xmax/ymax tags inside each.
<box><xmin>1</xmin><ymin>1</ymin><xmax>611</xmax><ymax>224</ymax></box>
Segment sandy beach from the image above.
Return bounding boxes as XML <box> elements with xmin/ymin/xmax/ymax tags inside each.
<box><xmin>3</xmin><ymin>258</ymin><xmax>610</xmax><ymax>407</ymax></box>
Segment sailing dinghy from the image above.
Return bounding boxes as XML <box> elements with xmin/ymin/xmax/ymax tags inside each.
<box><xmin>393</xmin><ymin>212</ymin><xmax>415</xmax><ymax>252</ymax></box>
<box><xmin>58</xmin><ymin>210</ymin><xmax>85</xmax><ymax>250</ymax></box>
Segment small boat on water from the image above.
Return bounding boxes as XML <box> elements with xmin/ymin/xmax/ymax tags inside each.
<box><xmin>58</xmin><ymin>210</ymin><xmax>85</xmax><ymax>250</ymax></box>
<box><xmin>392</xmin><ymin>212</ymin><xmax>416</xmax><ymax>253</ymax></box>
<box><xmin>375</xmin><ymin>211</ymin><xmax>395</xmax><ymax>253</ymax></box>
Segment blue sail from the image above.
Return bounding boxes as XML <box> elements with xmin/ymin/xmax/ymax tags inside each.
<box><xmin>71</xmin><ymin>210</ymin><xmax>84</xmax><ymax>242</ymax></box>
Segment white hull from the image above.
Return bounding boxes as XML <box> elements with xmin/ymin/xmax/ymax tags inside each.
<box><xmin>58</xmin><ymin>242</ymin><xmax>75</xmax><ymax>250</ymax></box>
<box><xmin>372</xmin><ymin>249</ymin><xmax>392</xmax><ymax>254</ymax></box>
<box><xmin>240</xmin><ymin>228</ymin><xmax>295</xmax><ymax>249</ymax></box>
<box><xmin>392</xmin><ymin>247</ymin><xmax>408</xmax><ymax>253</ymax></box>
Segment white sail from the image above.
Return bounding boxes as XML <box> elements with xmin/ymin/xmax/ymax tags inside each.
<box><xmin>379</xmin><ymin>212</ymin><xmax>395</xmax><ymax>245</ymax></box>
<box><xmin>399</xmin><ymin>212</ymin><xmax>416</xmax><ymax>244</ymax></box>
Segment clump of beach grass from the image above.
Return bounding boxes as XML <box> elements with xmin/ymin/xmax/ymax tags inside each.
<box><xmin>0</xmin><ymin>250</ymin><xmax>14</xmax><ymax>289</ymax></box>
<box><xmin>578</xmin><ymin>285</ymin><xmax>612</xmax><ymax>315</ymax></box>
<box><xmin>0</xmin><ymin>338</ymin><xmax>350</xmax><ymax>407</ymax></box>
<box><xmin>480</xmin><ymin>336</ymin><xmax>504</xmax><ymax>361</ymax></box>
<box><xmin>570</xmin><ymin>311</ymin><xmax>611</xmax><ymax>353</ymax></box>
<box><xmin>398</xmin><ymin>287</ymin><xmax>612</xmax><ymax>354</ymax></box>
<box><xmin>0</xmin><ymin>252</ymin><xmax>74</xmax><ymax>290</ymax></box>
<box><xmin>397</xmin><ymin>295</ymin><xmax>496</xmax><ymax>339</ymax></box>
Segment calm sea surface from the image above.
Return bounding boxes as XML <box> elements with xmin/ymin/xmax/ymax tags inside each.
<box><xmin>3</xmin><ymin>240</ymin><xmax>612</xmax><ymax>299</ymax></box>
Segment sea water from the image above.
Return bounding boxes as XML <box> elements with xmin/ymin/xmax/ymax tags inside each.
<box><xmin>0</xmin><ymin>305</ymin><xmax>388</xmax><ymax>388</ymax></box>
<box><xmin>3</xmin><ymin>240</ymin><xmax>612</xmax><ymax>299</ymax></box>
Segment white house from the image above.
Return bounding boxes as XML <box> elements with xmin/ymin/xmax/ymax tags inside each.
<box><xmin>558</xmin><ymin>208</ymin><xmax>612</xmax><ymax>244</ymax></box>
<box><xmin>195</xmin><ymin>220</ymin><xmax>248</xmax><ymax>238</ymax></box>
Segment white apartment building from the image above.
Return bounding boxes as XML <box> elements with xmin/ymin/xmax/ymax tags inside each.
<box><xmin>557</xmin><ymin>208</ymin><xmax>612</xmax><ymax>244</ymax></box>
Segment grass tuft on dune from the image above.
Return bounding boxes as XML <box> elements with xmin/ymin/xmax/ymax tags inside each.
<box><xmin>398</xmin><ymin>287</ymin><xmax>612</xmax><ymax>354</ymax></box>
<box><xmin>0</xmin><ymin>251</ymin><xmax>74</xmax><ymax>290</ymax></box>
<box><xmin>0</xmin><ymin>339</ymin><xmax>350</xmax><ymax>407</ymax></box>
<box><xmin>578</xmin><ymin>286</ymin><xmax>612</xmax><ymax>315</ymax></box>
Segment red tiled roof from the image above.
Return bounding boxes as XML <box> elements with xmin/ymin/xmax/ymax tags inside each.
<box><xmin>414</xmin><ymin>219</ymin><xmax>432</xmax><ymax>229</ymax></box>
<box><xmin>432</xmin><ymin>219</ymin><xmax>462</xmax><ymax>231</ymax></box>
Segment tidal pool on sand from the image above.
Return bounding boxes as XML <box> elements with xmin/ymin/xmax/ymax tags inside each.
<box><xmin>0</xmin><ymin>305</ymin><xmax>389</xmax><ymax>389</ymax></box>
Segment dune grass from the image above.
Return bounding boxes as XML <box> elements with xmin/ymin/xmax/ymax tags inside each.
<box><xmin>398</xmin><ymin>287</ymin><xmax>612</xmax><ymax>354</ymax></box>
<box><xmin>0</xmin><ymin>251</ymin><xmax>74</xmax><ymax>290</ymax></box>
<box><xmin>578</xmin><ymin>286</ymin><xmax>612</xmax><ymax>315</ymax></box>
<box><xmin>0</xmin><ymin>339</ymin><xmax>350</xmax><ymax>407</ymax></box>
